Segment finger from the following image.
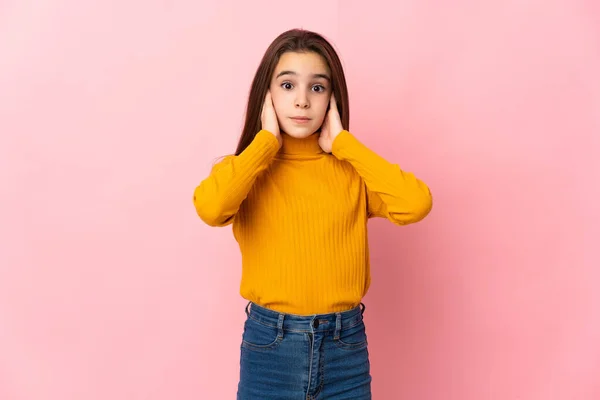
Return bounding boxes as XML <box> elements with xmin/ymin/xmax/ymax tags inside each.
<box><xmin>268</xmin><ymin>91</ymin><xmax>277</xmax><ymax>109</ymax></box>
<box><xmin>330</xmin><ymin>93</ymin><xmax>337</xmax><ymax>108</ymax></box>
<box><xmin>320</xmin><ymin>117</ymin><xmax>328</xmax><ymax>132</ymax></box>
<box><xmin>262</xmin><ymin>92</ymin><xmax>271</xmax><ymax>116</ymax></box>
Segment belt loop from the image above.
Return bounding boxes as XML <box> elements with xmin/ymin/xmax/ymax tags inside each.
<box><xmin>277</xmin><ymin>313</ymin><xmax>285</xmax><ymax>339</ymax></box>
<box><xmin>334</xmin><ymin>312</ymin><xmax>342</xmax><ymax>340</ymax></box>
<box><xmin>360</xmin><ymin>302</ymin><xmax>366</xmax><ymax>316</ymax></box>
<box><xmin>245</xmin><ymin>301</ymin><xmax>251</xmax><ymax>317</ymax></box>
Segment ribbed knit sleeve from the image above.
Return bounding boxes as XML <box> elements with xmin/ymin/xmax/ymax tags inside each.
<box><xmin>193</xmin><ymin>130</ymin><xmax>280</xmax><ymax>227</ymax></box>
<box><xmin>331</xmin><ymin>130</ymin><xmax>433</xmax><ymax>225</ymax></box>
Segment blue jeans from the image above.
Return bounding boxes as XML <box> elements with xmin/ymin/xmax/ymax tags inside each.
<box><xmin>237</xmin><ymin>301</ymin><xmax>372</xmax><ymax>399</ymax></box>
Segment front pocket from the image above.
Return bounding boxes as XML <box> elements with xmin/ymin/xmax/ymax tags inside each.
<box><xmin>241</xmin><ymin>317</ymin><xmax>282</xmax><ymax>350</ymax></box>
<box><xmin>334</xmin><ymin>320</ymin><xmax>368</xmax><ymax>350</ymax></box>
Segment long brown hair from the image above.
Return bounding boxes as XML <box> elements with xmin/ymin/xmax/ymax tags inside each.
<box><xmin>234</xmin><ymin>29</ymin><xmax>350</xmax><ymax>156</ymax></box>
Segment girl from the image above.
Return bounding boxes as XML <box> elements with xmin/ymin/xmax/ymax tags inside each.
<box><xmin>193</xmin><ymin>29</ymin><xmax>432</xmax><ymax>400</ymax></box>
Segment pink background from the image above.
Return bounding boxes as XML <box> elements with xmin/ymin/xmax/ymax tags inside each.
<box><xmin>1</xmin><ymin>1</ymin><xmax>599</xmax><ymax>399</ymax></box>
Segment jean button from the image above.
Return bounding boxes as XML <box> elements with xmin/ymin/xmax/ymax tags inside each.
<box><xmin>312</xmin><ymin>319</ymin><xmax>319</xmax><ymax>328</ymax></box>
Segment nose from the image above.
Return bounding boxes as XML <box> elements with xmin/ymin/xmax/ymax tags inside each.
<box><xmin>295</xmin><ymin>92</ymin><xmax>310</xmax><ymax>109</ymax></box>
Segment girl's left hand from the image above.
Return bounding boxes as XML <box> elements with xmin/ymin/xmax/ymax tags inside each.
<box><xmin>318</xmin><ymin>94</ymin><xmax>344</xmax><ymax>153</ymax></box>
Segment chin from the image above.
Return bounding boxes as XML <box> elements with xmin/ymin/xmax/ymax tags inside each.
<box><xmin>281</xmin><ymin>125</ymin><xmax>319</xmax><ymax>138</ymax></box>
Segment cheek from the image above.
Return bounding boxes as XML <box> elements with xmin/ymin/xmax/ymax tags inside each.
<box><xmin>313</xmin><ymin>99</ymin><xmax>329</xmax><ymax>122</ymax></box>
<box><xmin>269</xmin><ymin>91</ymin><xmax>288</xmax><ymax>115</ymax></box>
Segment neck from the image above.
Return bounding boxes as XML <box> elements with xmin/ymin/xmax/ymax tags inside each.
<box><xmin>279</xmin><ymin>132</ymin><xmax>324</xmax><ymax>157</ymax></box>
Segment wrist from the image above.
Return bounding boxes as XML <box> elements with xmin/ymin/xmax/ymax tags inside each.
<box><xmin>331</xmin><ymin>130</ymin><xmax>351</xmax><ymax>154</ymax></box>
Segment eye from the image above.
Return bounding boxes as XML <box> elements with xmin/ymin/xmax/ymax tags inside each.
<box><xmin>312</xmin><ymin>84</ymin><xmax>326</xmax><ymax>93</ymax></box>
<box><xmin>281</xmin><ymin>82</ymin><xmax>293</xmax><ymax>90</ymax></box>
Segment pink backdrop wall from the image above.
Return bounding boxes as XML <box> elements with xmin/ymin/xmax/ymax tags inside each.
<box><xmin>1</xmin><ymin>1</ymin><xmax>598</xmax><ymax>399</ymax></box>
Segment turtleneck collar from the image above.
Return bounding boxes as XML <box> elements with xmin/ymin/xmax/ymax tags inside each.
<box><xmin>279</xmin><ymin>132</ymin><xmax>325</xmax><ymax>158</ymax></box>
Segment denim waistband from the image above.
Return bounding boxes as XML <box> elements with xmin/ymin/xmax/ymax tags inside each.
<box><xmin>245</xmin><ymin>301</ymin><xmax>365</xmax><ymax>338</ymax></box>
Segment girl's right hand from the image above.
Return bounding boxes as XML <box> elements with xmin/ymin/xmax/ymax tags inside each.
<box><xmin>261</xmin><ymin>91</ymin><xmax>282</xmax><ymax>146</ymax></box>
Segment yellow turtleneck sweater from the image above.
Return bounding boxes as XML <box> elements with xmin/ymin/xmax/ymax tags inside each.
<box><xmin>193</xmin><ymin>129</ymin><xmax>432</xmax><ymax>315</ymax></box>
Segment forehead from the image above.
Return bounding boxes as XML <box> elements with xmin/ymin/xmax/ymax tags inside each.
<box><xmin>274</xmin><ymin>51</ymin><xmax>330</xmax><ymax>76</ymax></box>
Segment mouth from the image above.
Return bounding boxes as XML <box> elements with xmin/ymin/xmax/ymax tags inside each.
<box><xmin>290</xmin><ymin>117</ymin><xmax>311</xmax><ymax>124</ymax></box>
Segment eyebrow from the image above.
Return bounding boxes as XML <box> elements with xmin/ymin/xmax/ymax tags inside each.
<box><xmin>275</xmin><ymin>70</ymin><xmax>331</xmax><ymax>82</ymax></box>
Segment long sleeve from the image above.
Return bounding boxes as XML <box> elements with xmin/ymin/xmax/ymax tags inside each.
<box><xmin>193</xmin><ymin>130</ymin><xmax>280</xmax><ymax>227</ymax></box>
<box><xmin>331</xmin><ymin>130</ymin><xmax>432</xmax><ymax>225</ymax></box>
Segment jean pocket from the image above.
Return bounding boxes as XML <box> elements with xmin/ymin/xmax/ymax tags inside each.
<box><xmin>334</xmin><ymin>320</ymin><xmax>368</xmax><ymax>351</ymax></box>
<box><xmin>241</xmin><ymin>317</ymin><xmax>282</xmax><ymax>351</ymax></box>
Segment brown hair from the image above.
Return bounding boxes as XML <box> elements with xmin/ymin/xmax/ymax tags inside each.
<box><xmin>234</xmin><ymin>29</ymin><xmax>350</xmax><ymax>156</ymax></box>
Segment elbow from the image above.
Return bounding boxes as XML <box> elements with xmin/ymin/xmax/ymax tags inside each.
<box><xmin>196</xmin><ymin>207</ymin><xmax>226</xmax><ymax>227</ymax></box>
<box><xmin>195</xmin><ymin>205</ymin><xmax>233</xmax><ymax>227</ymax></box>
<box><xmin>193</xmin><ymin>193</ymin><xmax>233</xmax><ymax>227</ymax></box>
<box><xmin>411</xmin><ymin>191</ymin><xmax>433</xmax><ymax>222</ymax></box>
<box><xmin>389</xmin><ymin>189</ymin><xmax>433</xmax><ymax>226</ymax></box>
